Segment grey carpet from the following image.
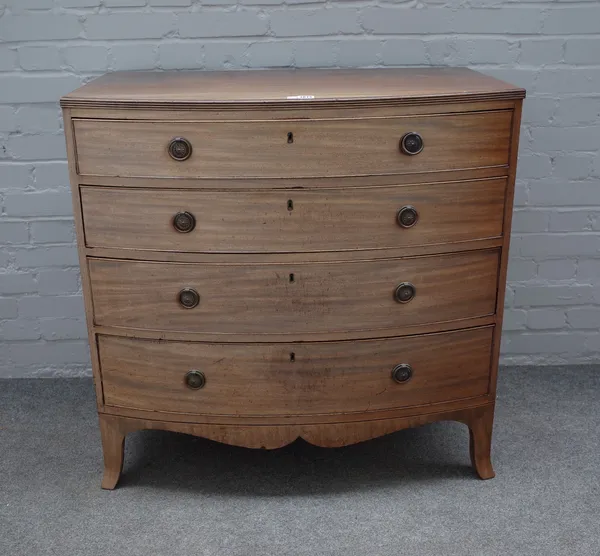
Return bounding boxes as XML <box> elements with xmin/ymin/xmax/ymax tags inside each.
<box><xmin>1</xmin><ymin>367</ymin><xmax>599</xmax><ymax>556</ymax></box>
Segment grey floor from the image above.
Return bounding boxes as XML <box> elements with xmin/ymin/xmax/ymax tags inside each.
<box><xmin>1</xmin><ymin>368</ymin><xmax>599</xmax><ymax>556</ymax></box>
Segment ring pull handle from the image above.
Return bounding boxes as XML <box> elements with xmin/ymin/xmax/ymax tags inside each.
<box><xmin>185</xmin><ymin>370</ymin><xmax>206</xmax><ymax>390</ymax></box>
<box><xmin>392</xmin><ymin>364</ymin><xmax>413</xmax><ymax>384</ymax></box>
<box><xmin>178</xmin><ymin>288</ymin><xmax>200</xmax><ymax>309</ymax></box>
<box><xmin>173</xmin><ymin>211</ymin><xmax>196</xmax><ymax>233</ymax></box>
<box><xmin>168</xmin><ymin>137</ymin><xmax>193</xmax><ymax>161</ymax></box>
<box><xmin>394</xmin><ymin>282</ymin><xmax>416</xmax><ymax>304</ymax></box>
<box><xmin>397</xmin><ymin>206</ymin><xmax>418</xmax><ymax>228</ymax></box>
<box><xmin>399</xmin><ymin>132</ymin><xmax>424</xmax><ymax>156</ymax></box>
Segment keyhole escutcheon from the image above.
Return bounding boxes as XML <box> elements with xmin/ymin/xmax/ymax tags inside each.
<box><xmin>287</xmin><ymin>199</ymin><xmax>294</xmax><ymax>211</ymax></box>
<box><xmin>287</xmin><ymin>132</ymin><xmax>294</xmax><ymax>144</ymax></box>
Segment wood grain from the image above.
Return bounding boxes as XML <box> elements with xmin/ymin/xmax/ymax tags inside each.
<box><xmin>81</xmin><ymin>178</ymin><xmax>507</xmax><ymax>253</ymax></box>
<box><xmin>84</xmin><ymin>238</ymin><xmax>505</xmax><ymax>266</ymax></box>
<box><xmin>468</xmin><ymin>402</ymin><xmax>496</xmax><ymax>480</ymax></box>
<box><xmin>63</xmin><ymin>108</ymin><xmax>106</xmax><ymax>410</ymax></box>
<box><xmin>99</xmin><ymin>413</ymin><xmax>125</xmax><ymax>489</ymax></box>
<box><xmin>98</xmin><ymin>326</ymin><xmax>493</xmax><ymax>416</ymax></box>
<box><xmin>488</xmin><ymin>100</ymin><xmax>524</xmax><ymax>399</ymax></box>
<box><xmin>88</xmin><ymin>250</ymin><xmax>500</xmax><ymax>335</ymax></box>
<box><xmin>61</xmin><ymin>68</ymin><xmax>525</xmax><ymax>110</ymax></box>
<box><xmin>60</xmin><ymin>68</ymin><xmax>524</xmax><ymax>486</ymax></box>
<box><xmin>74</xmin><ymin>165</ymin><xmax>509</xmax><ymax>190</ymax></box>
<box><xmin>69</xmin><ymin>99</ymin><xmax>517</xmax><ymax>122</ymax></box>
<box><xmin>73</xmin><ymin>111</ymin><xmax>512</xmax><ymax>179</ymax></box>
<box><xmin>102</xmin><ymin>391</ymin><xmax>494</xmax><ymax>425</ymax></box>
<box><xmin>93</xmin><ymin>315</ymin><xmax>496</xmax><ymax>344</ymax></box>
<box><xmin>109</xmin><ymin>403</ymin><xmax>494</xmax><ymax>450</ymax></box>
<box><xmin>96</xmin><ymin>403</ymin><xmax>496</xmax><ymax>488</ymax></box>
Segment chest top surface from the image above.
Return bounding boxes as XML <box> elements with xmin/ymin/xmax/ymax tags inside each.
<box><xmin>61</xmin><ymin>67</ymin><xmax>525</xmax><ymax>109</ymax></box>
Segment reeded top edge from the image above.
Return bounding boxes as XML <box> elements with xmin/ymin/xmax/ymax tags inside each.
<box><xmin>61</xmin><ymin>67</ymin><xmax>526</xmax><ymax>109</ymax></box>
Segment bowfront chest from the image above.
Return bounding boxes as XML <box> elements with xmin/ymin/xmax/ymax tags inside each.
<box><xmin>61</xmin><ymin>68</ymin><xmax>525</xmax><ymax>488</ymax></box>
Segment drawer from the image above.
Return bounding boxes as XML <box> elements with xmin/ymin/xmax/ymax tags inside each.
<box><xmin>73</xmin><ymin>111</ymin><xmax>512</xmax><ymax>179</ymax></box>
<box><xmin>98</xmin><ymin>327</ymin><xmax>493</xmax><ymax>416</ymax></box>
<box><xmin>81</xmin><ymin>178</ymin><xmax>506</xmax><ymax>253</ymax></box>
<box><xmin>88</xmin><ymin>250</ymin><xmax>499</xmax><ymax>335</ymax></box>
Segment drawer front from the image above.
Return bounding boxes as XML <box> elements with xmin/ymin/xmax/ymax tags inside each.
<box><xmin>98</xmin><ymin>327</ymin><xmax>493</xmax><ymax>416</ymax></box>
<box><xmin>73</xmin><ymin>111</ymin><xmax>512</xmax><ymax>179</ymax></box>
<box><xmin>81</xmin><ymin>179</ymin><xmax>506</xmax><ymax>253</ymax></box>
<box><xmin>89</xmin><ymin>250</ymin><xmax>499</xmax><ymax>335</ymax></box>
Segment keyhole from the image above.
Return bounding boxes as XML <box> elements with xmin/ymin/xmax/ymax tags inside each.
<box><xmin>289</xmin><ymin>273</ymin><xmax>295</xmax><ymax>283</ymax></box>
<box><xmin>287</xmin><ymin>199</ymin><xmax>294</xmax><ymax>211</ymax></box>
<box><xmin>287</xmin><ymin>132</ymin><xmax>294</xmax><ymax>144</ymax></box>
<box><xmin>290</xmin><ymin>352</ymin><xmax>295</xmax><ymax>362</ymax></box>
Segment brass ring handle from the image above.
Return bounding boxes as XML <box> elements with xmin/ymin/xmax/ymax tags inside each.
<box><xmin>392</xmin><ymin>364</ymin><xmax>413</xmax><ymax>384</ymax></box>
<box><xmin>397</xmin><ymin>206</ymin><xmax>419</xmax><ymax>228</ymax></box>
<box><xmin>173</xmin><ymin>211</ymin><xmax>196</xmax><ymax>233</ymax></box>
<box><xmin>394</xmin><ymin>282</ymin><xmax>416</xmax><ymax>304</ymax></box>
<box><xmin>185</xmin><ymin>370</ymin><xmax>206</xmax><ymax>390</ymax></box>
<box><xmin>168</xmin><ymin>137</ymin><xmax>193</xmax><ymax>161</ymax></box>
<box><xmin>400</xmin><ymin>132</ymin><xmax>424</xmax><ymax>156</ymax></box>
<box><xmin>178</xmin><ymin>288</ymin><xmax>200</xmax><ymax>309</ymax></box>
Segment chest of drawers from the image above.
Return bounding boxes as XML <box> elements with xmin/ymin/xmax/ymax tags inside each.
<box><xmin>61</xmin><ymin>68</ymin><xmax>525</xmax><ymax>489</ymax></box>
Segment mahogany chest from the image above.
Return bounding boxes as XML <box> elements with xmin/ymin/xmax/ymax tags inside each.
<box><xmin>61</xmin><ymin>68</ymin><xmax>525</xmax><ymax>488</ymax></box>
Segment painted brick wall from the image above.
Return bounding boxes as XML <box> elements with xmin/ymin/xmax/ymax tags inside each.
<box><xmin>1</xmin><ymin>0</ymin><xmax>599</xmax><ymax>376</ymax></box>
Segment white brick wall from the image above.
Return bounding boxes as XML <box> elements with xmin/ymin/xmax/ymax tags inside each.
<box><xmin>1</xmin><ymin>0</ymin><xmax>599</xmax><ymax>376</ymax></box>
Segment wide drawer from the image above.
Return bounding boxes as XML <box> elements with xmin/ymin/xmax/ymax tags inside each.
<box><xmin>98</xmin><ymin>327</ymin><xmax>493</xmax><ymax>416</ymax></box>
<box><xmin>81</xmin><ymin>178</ymin><xmax>506</xmax><ymax>253</ymax></box>
<box><xmin>73</xmin><ymin>111</ymin><xmax>512</xmax><ymax>179</ymax></box>
<box><xmin>88</xmin><ymin>250</ymin><xmax>499</xmax><ymax>335</ymax></box>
